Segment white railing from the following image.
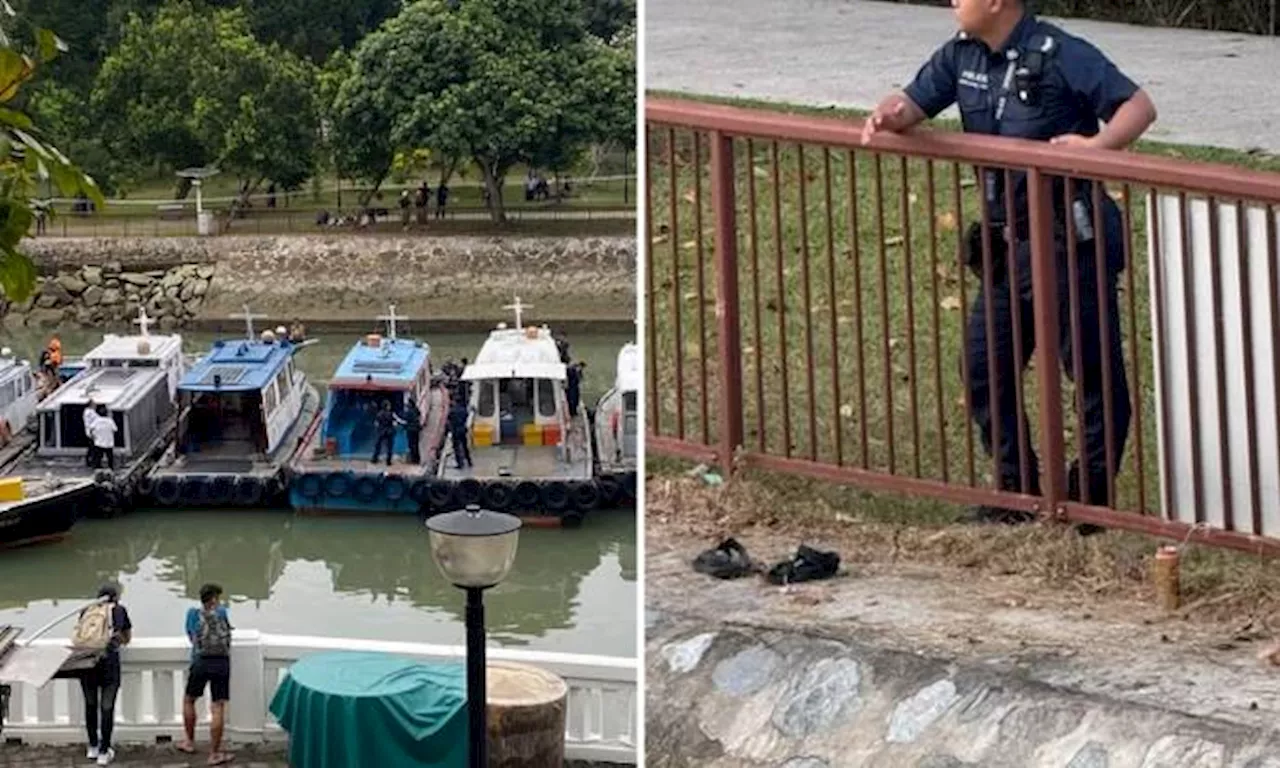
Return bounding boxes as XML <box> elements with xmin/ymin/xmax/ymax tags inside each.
<box><xmin>4</xmin><ymin>631</ymin><xmax>637</xmax><ymax>764</ymax></box>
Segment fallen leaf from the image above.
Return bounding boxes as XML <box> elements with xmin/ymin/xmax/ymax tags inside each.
<box><xmin>961</xmin><ymin>178</ymin><xmax>977</xmax><ymax>189</ymax></box>
<box><xmin>652</xmin><ymin>234</ymin><xmax>670</xmax><ymax>245</ymax></box>
<box><xmin>937</xmin><ymin>212</ymin><xmax>957</xmax><ymax>232</ymax></box>
<box><xmin>839</xmin><ymin>403</ymin><xmax>854</xmax><ymax>418</ymax></box>
<box><xmin>941</xmin><ymin>295</ymin><xmax>962</xmax><ymax>311</ymax></box>
<box><xmin>683</xmin><ymin>189</ymin><xmax>697</xmax><ymax>204</ymax></box>
<box><xmin>908</xmin><ymin>193</ymin><xmax>919</xmax><ymax>205</ymax></box>
<box><xmin>884</xmin><ymin>235</ymin><xmax>905</xmax><ymax>248</ymax></box>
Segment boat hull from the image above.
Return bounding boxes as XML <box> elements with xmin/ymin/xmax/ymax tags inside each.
<box><xmin>0</xmin><ymin>480</ymin><xmax>94</xmax><ymax>549</ymax></box>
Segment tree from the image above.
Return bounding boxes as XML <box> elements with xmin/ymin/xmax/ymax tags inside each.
<box><xmin>0</xmin><ymin>22</ymin><xmax>103</xmax><ymax>300</ymax></box>
<box><xmin>247</xmin><ymin>0</ymin><xmax>403</xmax><ymax>64</ymax></box>
<box><xmin>320</xmin><ymin>49</ymin><xmax>394</xmax><ymax>206</ymax></box>
<box><xmin>90</xmin><ymin>1</ymin><xmax>319</xmax><ymax>204</ymax></box>
<box><xmin>341</xmin><ymin>0</ymin><xmax>634</xmax><ymax>223</ymax></box>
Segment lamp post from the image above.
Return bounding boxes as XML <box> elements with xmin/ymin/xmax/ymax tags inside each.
<box><xmin>425</xmin><ymin>504</ymin><xmax>521</xmax><ymax>768</ymax></box>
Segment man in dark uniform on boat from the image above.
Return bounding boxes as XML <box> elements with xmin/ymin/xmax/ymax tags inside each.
<box><xmin>456</xmin><ymin>357</ymin><xmax>471</xmax><ymax>403</ymax></box>
<box><xmin>403</xmin><ymin>399</ymin><xmax>422</xmax><ymax>465</ymax></box>
<box><xmin>566</xmin><ymin>361</ymin><xmax>584</xmax><ymax>417</ymax></box>
<box><xmin>447</xmin><ymin>397</ymin><xmax>472</xmax><ymax>470</ymax></box>
<box><xmin>371</xmin><ymin>400</ymin><xmax>404</xmax><ymax>467</ymax></box>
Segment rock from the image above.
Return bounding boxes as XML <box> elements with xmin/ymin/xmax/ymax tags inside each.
<box><xmin>165</xmin><ymin>285</ymin><xmax>181</xmax><ymax>299</ymax></box>
<box><xmin>104</xmin><ymin>278</ymin><xmax>121</xmax><ymax>289</ymax></box>
<box><xmin>27</xmin><ymin>307</ymin><xmax>65</xmax><ymax>327</ymax></box>
<box><xmin>146</xmin><ymin>270</ymin><xmax>166</xmax><ymax>279</ymax></box>
<box><xmin>2</xmin><ymin>313</ymin><xmax>25</xmax><ymax>330</ymax></box>
<box><xmin>180</xmin><ymin>282</ymin><xmax>195</xmax><ymax>301</ymax></box>
<box><xmin>103</xmin><ymin>261</ymin><xmax>122</xmax><ymax>275</ymax></box>
<box><xmin>100</xmin><ymin>288</ymin><xmax>122</xmax><ymax>306</ymax></box>
<box><xmin>82</xmin><ymin>266</ymin><xmax>103</xmax><ymax>286</ymax></box>
<box><xmin>120</xmin><ymin>272</ymin><xmax>152</xmax><ymax>287</ymax></box>
<box><xmin>161</xmin><ymin>270</ymin><xmax>185</xmax><ymax>288</ymax></box>
<box><xmin>74</xmin><ymin>307</ymin><xmax>93</xmax><ymax>327</ymax></box>
<box><xmin>158</xmin><ymin>315</ymin><xmax>179</xmax><ymax>331</ymax></box>
<box><xmin>56</xmin><ymin>274</ymin><xmax>89</xmax><ymax>294</ymax></box>
<box><xmin>192</xmin><ymin>279</ymin><xmax>209</xmax><ymax>298</ymax></box>
<box><xmin>82</xmin><ymin>286</ymin><xmax>104</xmax><ymax>306</ymax></box>
<box><xmin>196</xmin><ymin>265</ymin><xmax>215</xmax><ymax>279</ymax></box>
<box><xmin>35</xmin><ymin>294</ymin><xmax>60</xmax><ymax>309</ymax></box>
<box><xmin>14</xmin><ymin>296</ymin><xmax>34</xmax><ymax>313</ymax></box>
<box><xmin>40</xmin><ymin>280</ymin><xmax>72</xmax><ymax>305</ymax></box>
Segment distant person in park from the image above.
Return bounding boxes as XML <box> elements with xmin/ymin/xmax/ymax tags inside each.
<box><xmin>89</xmin><ymin>403</ymin><xmax>117</xmax><ymax>470</ymax></box>
<box><xmin>399</xmin><ymin>188</ymin><xmax>412</xmax><ymax>229</ymax></box>
<box><xmin>447</xmin><ymin>397</ymin><xmax>472</xmax><ymax>469</ymax></box>
<box><xmin>266</xmin><ymin>182</ymin><xmax>277</xmax><ymax>209</ymax></box>
<box><xmin>178</xmin><ymin>583</ymin><xmax>233</xmax><ymax>765</ymax></box>
<box><xmin>371</xmin><ymin>399</ymin><xmax>405</xmax><ymax>466</ymax></box>
<box><xmin>72</xmin><ymin>582</ymin><xmax>132</xmax><ymax>766</ymax></box>
<box><xmin>861</xmin><ymin>0</ymin><xmax>1157</xmax><ymax>524</ymax></box>
<box><xmin>435</xmin><ymin>182</ymin><xmax>449</xmax><ymax>219</ymax></box>
<box><xmin>416</xmin><ymin>181</ymin><xmax>430</xmax><ymax>225</ymax></box>
<box><xmin>404</xmin><ymin>398</ymin><xmax>423</xmax><ymax>465</ymax></box>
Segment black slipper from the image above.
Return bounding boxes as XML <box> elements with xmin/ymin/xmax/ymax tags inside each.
<box><xmin>766</xmin><ymin>544</ymin><xmax>840</xmax><ymax>585</ymax></box>
<box><xmin>692</xmin><ymin>538</ymin><xmax>759</xmax><ymax>579</ymax></box>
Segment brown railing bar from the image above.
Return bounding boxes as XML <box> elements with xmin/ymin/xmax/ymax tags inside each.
<box><xmin>1178</xmin><ymin>191</ymin><xmax>1205</xmax><ymax>523</ymax></box>
<box><xmin>667</xmin><ymin>127</ymin><xmax>686</xmax><ymax>440</ymax></box>
<box><xmin>1004</xmin><ymin>169</ymin><xmax>1031</xmax><ymax>494</ymax></box>
<box><xmin>927</xmin><ymin>161</ymin><xmax>949</xmax><ymax>483</ymax></box>
<box><xmin>824</xmin><ymin>148</ymin><xmax>843</xmax><ymax>465</ymax></box>
<box><xmin>1062</xmin><ymin>501</ymin><xmax>1280</xmax><ymax>557</ymax></box>
<box><xmin>977</xmin><ymin>172</ymin><xmax>1002</xmax><ymax>489</ymax></box>
<box><xmin>1064</xmin><ymin>177</ymin><xmax>1087</xmax><ymax>504</ymax></box>
<box><xmin>1029</xmin><ymin>169</ymin><xmax>1067</xmax><ymax>511</ymax></box>
<box><xmin>647</xmin><ymin>99</ymin><xmax>1280</xmax><ymax>203</ymax></box>
<box><xmin>1207</xmin><ymin>196</ymin><xmax>1234</xmax><ymax>530</ymax></box>
<box><xmin>900</xmin><ymin>156</ymin><xmax>921</xmax><ymax>477</ymax></box>
<box><xmin>797</xmin><ymin>144</ymin><xmax>819</xmax><ymax>461</ymax></box>
<box><xmin>646</xmin><ymin>125</ymin><xmax>660</xmax><ymax>435</ymax></box>
<box><xmin>1092</xmin><ymin>181</ymin><xmax>1117</xmax><ymax>508</ymax></box>
<box><xmin>848</xmin><ymin>150</ymin><xmax>870</xmax><ymax>469</ymax></box>
<box><xmin>954</xmin><ymin>163</ymin><xmax>976</xmax><ymax>486</ymax></box>
<box><xmin>771</xmin><ymin>141</ymin><xmax>792</xmax><ymax>458</ymax></box>
<box><xmin>747</xmin><ymin>138</ymin><xmax>766</xmax><ymax>453</ymax></box>
<box><xmin>1121</xmin><ymin>185</ymin><xmax>1145</xmax><ymax>514</ymax></box>
<box><xmin>693</xmin><ymin>133</ymin><xmax>711</xmax><ymax>446</ymax></box>
<box><xmin>874</xmin><ymin>153</ymin><xmax>895</xmax><ymax>473</ymax></box>
<box><xmin>1235</xmin><ymin>199</ymin><xmax>1262</xmax><ymax>535</ymax></box>
<box><xmin>710</xmin><ymin>130</ymin><xmax>744</xmax><ymax>465</ymax></box>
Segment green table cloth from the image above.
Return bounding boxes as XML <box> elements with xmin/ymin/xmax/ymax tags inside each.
<box><xmin>268</xmin><ymin>651</ymin><xmax>468</xmax><ymax>768</ymax></box>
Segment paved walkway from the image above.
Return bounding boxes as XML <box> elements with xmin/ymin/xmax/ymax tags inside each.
<box><xmin>646</xmin><ymin>0</ymin><xmax>1280</xmax><ymax>152</ymax></box>
<box><xmin>0</xmin><ymin>744</ymin><xmax>287</xmax><ymax>767</ymax></box>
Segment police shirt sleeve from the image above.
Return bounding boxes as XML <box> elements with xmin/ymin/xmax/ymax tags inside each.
<box><xmin>902</xmin><ymin>42</ymin><xmax>958</xmax><ymax>119</ymax></box>
<box><xmin>1058</xmin><ymin>37</ymin><xmax>1139</xmax><ymax>122</ymax></box>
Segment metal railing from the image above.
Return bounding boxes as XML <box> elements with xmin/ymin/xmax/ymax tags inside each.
<box><xmin>645</xmin><ymin>96</ymin><xmax>1280</xmax><ymax>554</ymax></box>
<box><xmin>4</xmin><ymin>631</ymin><xmax>637</xmax><ymax>763</ymax></box>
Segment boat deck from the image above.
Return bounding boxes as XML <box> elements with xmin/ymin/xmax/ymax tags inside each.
<box><xmin>0</xmin><ymin>475</ymin><xmax>96</xmax><ymax>513</ymax></box>
<box><xmin>296</xmin><ymin>457</ymin><xmax>428</xmax><ymax>476</ymax></box>
<box><xmin>294</xmin><ymin>386</ymin><xmax>449</xmax><ymax>478</ymax></box>
<box><xmin>439</xmin><ymin>415</ymin><xmax>593</xmax><ymax>481</ymax></box>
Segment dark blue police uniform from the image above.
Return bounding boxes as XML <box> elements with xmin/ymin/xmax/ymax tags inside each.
<box><xmin>903</xmin><ymin>11</ymin><xmax>1133</xmax><ymax>505</ymax></box>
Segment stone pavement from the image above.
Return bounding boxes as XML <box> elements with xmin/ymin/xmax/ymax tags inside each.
<box><xmin>646</xmin><ymin>0</ymin><xmax>1280</xmax><ymax>153</ymax></box>
<box><xmin>0</xmin><ymin>743</ymin><xmax>288</xmax><ymax>767</ymax></box>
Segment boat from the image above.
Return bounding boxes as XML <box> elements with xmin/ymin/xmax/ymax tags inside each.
<box><xmin>288</xmin><ymin>306</ymin><xmax>449</xmax><ymax>515</ymax></box>
<box><xmin>591</xmin><ymin>341</ymin><xmax>639</xmax><ymax>506</ymax></box>
<box><xmin>146</xmin><ymin>306</ymin><xmax>321</xmax><ymax>508</ymax></box>
<box><xmin>2</xmin><ymin>309</ymin><xmax>188</xmax><ymax>521</ymax></box>
<box><xmin>433</xmin><ymin>299</ymin><xmax>597</xmax><ymax>526</ymax></box>
<box><xmin>0</xmin><ymin>349</ymin><xmax>41</xmax><ymax>468</ymax></box>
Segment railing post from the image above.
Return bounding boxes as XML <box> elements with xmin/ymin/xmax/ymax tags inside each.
<box><xmin>228</xmin><ymin>629</ymin><xmax>266</xmax><ymax>739</ymax></box>
<box><xmin>710</xmin><ymin>130</ymin><xmax>744</xmax><ymax>468</ymax></box>
<box><xmin>1028</xmin><ymin>169</ymin><xmax>1066</xmax><ymax>514</ymax></box>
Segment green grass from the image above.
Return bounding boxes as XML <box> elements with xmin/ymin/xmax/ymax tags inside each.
<box><xmin>645</xmin><ymin>92</ymin><xmax>1280</xmax><ymax>520</ymax></box>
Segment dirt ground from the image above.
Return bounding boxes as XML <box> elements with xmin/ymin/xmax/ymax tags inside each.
<box><xmin>646</xmin><ymin>472</ymin><xmax>1280</xmax><ymax>726</ymax></box>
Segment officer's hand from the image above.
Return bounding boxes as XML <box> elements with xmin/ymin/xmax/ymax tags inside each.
<box><xmin>861</xmin><ymin>98</ymin><xmax>907</xmax><ymax>145</ymax></box>
<box><xmin>1050</xmin><ymin>134</ymin><xmax>1095</xmax><ymax>148</ymax></box>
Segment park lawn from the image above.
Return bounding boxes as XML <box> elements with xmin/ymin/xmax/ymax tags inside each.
<box><xmin>646</xmin><ymin>91</ymin><xmax>1280</xmax><ymax>527</ymax></box>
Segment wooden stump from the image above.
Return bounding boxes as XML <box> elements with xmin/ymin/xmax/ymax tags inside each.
<box><xmin>486</xmin><ymin>661</ymin><xmax>568</xmax><ymax>767</ymax></box>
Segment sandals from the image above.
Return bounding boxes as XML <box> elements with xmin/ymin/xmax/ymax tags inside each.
<box><xmin>766</xmin><ymin>545</ymin><xmax>840</xmax><ymax>586</ymax></box>
<box><xmin>692</xmin><ymin>538</ymin><xmax>760</xmax><ymax>579</ymax></box>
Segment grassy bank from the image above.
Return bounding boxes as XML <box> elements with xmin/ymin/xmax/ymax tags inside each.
<box><xmin>646</xmin><ymin>91</ymin><xmax>1280</xmax><ymax>524</ymax></box>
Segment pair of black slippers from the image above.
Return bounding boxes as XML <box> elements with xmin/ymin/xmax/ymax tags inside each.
<box><xmin>692</xmin><ymin>538</ymin><xmax>840</xmax><ymax>585</ymax></box>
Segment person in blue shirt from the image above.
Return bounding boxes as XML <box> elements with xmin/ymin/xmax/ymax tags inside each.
<box><xmin>862</xmin><ymin>0</ymin><xmax>1157</xmax><ymax>526</ymax></box>
<box><xmin>177</xmin><ymin>583</ymin><xmax>233</xmax><ymax>765</ymax></box>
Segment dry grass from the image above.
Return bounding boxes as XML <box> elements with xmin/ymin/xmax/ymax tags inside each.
<box><xmin>645</xmin><ymin>464</ymin><xmax>1280</xmax><ymax>629</ymax></box>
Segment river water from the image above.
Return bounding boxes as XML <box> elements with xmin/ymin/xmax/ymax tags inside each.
<box><xmin>0</xmin><ymin>326</ymin><xmax>637</xmax><ymax>657</ymax></box>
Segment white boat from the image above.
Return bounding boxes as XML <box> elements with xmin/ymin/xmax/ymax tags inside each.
<box><xmin>592</xmin><ymin>342</ymin><xmax>638</xmax><ymax>504</ymax></box>
<box><xmin>0</xmin><ymin>348</ymin><xmax>40</xmax><ymax>460</ymax></box>
<box><xmin>435</xmin><ymin>298</ymin><xmax>597</xmax><ymax>523</ymax></box>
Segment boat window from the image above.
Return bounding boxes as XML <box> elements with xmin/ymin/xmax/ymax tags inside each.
<box><xmin>264</xmin><ymin>380</ymin><xmax>279</xmax><ymax>414</ymax></box>
<box><xmin>0</xmin><ymin>382</ymin><xmax>13</xmax><ymax>408</ymax></box>
<box><xmin>41</xmin><ymin>412</ymin><xmax>56</xmax><ymax>447</ymax></box>
<box><xmin>536</xmin><ymin>378</ymin><xmax>556</xmax><ymax>417</ymax></box>
<box><xmin>275</xmin><ymin>369</ymin><xmax>289</xmax><ymax>398</ymax></box>
<box><xmin>477</xmin><ymin>381</ymin><xmax>495</xmax><ymax>417</ymax></box>
<box><xmin>623</xmin><ymin>391</ymin><xmax>636</xmax><ymax>414</ymax></box>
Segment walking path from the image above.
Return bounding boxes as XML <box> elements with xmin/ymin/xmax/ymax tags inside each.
<box><xmin>0</xmin><ymin>744</ymin><xmax>287</xmax><ymax>768</ymax></box>
<box><xmin>646</xmin><ymin>0</ymin><xmax>1280</xmax><ymax>153</ymax></box>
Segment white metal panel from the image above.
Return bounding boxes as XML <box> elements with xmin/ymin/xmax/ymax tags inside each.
<box><xmin>1149</xmin><ymin>193</ymin><xmax>1280</xmax><ymax>537</ymax></box>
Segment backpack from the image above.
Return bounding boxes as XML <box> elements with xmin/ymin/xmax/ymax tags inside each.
<box><xmin>71</xmin><ymin>603</ymin><xmax>113</xmax><ymax>650</ymax></box>
<box><xmin>196</xmin><ymin>608</ymin><xmax>232</xmax><ymax>656</ymax></box>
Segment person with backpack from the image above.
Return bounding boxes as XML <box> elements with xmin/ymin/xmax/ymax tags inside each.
<box><xmin>70</xmin><ymin>583</ymin><xmax>132</xmax><ymax>766</ymax></box>
<box><xmin>177</xmin><ymin>583</ymin><xmax>234</xmax><ymax>765</ymax></box>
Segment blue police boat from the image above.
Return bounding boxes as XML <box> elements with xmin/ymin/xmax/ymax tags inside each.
<box><xmin>288</xmin><ymin>306</ymin><xmax>449</xmax><ymax>515</ymax></box>
<box><xmin>145</xmin><ymin>307</ymin><xmax>321</xmax><ymax>508</ymax></box>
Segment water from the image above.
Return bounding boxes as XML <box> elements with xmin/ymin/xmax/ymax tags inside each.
<box><xmin>0</xmin><ymin>325</ymin><xmax>637</xmax><ymax>657</ymax></box>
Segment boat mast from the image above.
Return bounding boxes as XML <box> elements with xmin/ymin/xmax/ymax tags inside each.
<box><xmin>502</xmin><ymin>296</ymin><xmax>532</xmax><ymax>330</ymax></box>
<box><xmin>132</xmin><ymin>307</ymin><xmax>154</xmax><ymax>337</ymax></box>
<box><xmin>230</xmin><ymin>304</ymin><xmax>269</xmax><ymax>340</ymax></box>
<box><xmin>376</xmin><ymin>304</ymin><xmax>408</xmax><ymax>341</ymax></box>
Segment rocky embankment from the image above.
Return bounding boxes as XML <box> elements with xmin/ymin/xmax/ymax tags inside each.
<box><xmin>3</xmin><ymin>235</ymin><xmax>636</xmax><ymax>329</ymax></box>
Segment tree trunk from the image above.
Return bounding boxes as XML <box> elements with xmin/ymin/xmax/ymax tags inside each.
<box><xmin>486</xmin><ymin>661</ymin><xmax>567</xmax><ymax>768</ymax></box>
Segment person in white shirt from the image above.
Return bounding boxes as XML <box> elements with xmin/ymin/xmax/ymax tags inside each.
<box><xmin>83</xmin><ymin>400</ymin><xmax>99</xmax><ymax>468</ymax></box>
<box><xmin>88</xmin><ymin>404</ymin><xmax>117</xmax><ymax>470</ymax></box>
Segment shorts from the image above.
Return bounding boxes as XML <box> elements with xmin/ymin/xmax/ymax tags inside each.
<box><xmin>185</xmin><ymin>655</ymin><xmax>230</xmax><ymax>702</ymax></box>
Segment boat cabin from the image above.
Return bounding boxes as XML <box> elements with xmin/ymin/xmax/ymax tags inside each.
<box><xmin>596</xmin><ymin>342</ymin><xmax>639</xmax><ymax>466</ymax></box>
<box><xmin>462</xmin><ymin>319</ymin><xmax>569</xmax><ymax>449</ymax></box>
<box><xmin>0</xmin><ymin>348</ymin><xmax>39</xmax><ymax>438</ymax></box>
<box><xmin>35</xmin><ymin>327</ymin><xmax>186</xmax><ymax>459</ymax></box>
<box><xmin>322</xmin><ymin>331</ymin><xmax>432</xmax><ymax>458</ymax></box>
<box><xmin>177</xmin><ymin>336</ymin><xmax>306</xmax><ymax>460</ymax></box>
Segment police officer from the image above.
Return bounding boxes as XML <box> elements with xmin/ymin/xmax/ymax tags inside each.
<box><xmin>371</xmin><ymin>400</ymin><xmax>404</xmax><ymax>466</ymax></box>
<box><xmin>566</xmin><ymin>361</ymin><xmax>583</xmax><ymax>418</ymax></box>
<box><xmin>447</xmin><ymin>396</ymin><xmax>473</xmax><ymax>470</ymax></box>
<box><xmin>404</xmin><ymin>398</ymin><xmax>423</xmax><ymax>465</ymax></box>
<box><xmin>862</xmin><ymin>0</ymin><xmax>1157</xmax><ymax>523</ymax></box>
